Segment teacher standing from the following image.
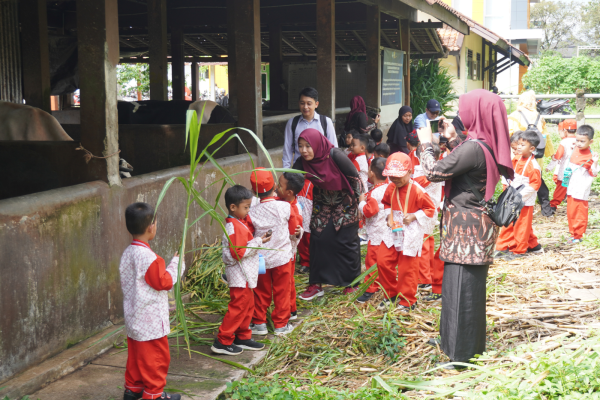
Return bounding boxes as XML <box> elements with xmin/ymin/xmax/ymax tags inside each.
<box><xmin>386</xmin><ymin>106</ymin><xmax>413</xmax><ymax>155</ymax></box>
<box><xmin>418</xmin><ymin>90</ymin><xmax>514</xmax><ymax>369</ymax></box>
<box><xmin>293</xmin><ymin>129</ymin><xmax>362</xmax><ymax>301</ymax></box>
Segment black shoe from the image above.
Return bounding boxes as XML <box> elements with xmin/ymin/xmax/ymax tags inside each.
<box><xmin>234</xmin><ymin>338</ymin><xmax>265</xmax><ymax>351</ymax></box>
<box><xmin>527</xmin><ymin>244</ymin><xmax>544</xmax><ymax>254</ymax></box>
<box><xmin>418</xmin><ymin>284</ymin><xmax>432</xmax><ymax>291</ymax></box>
<box><xmin>221</xmin><ymin>273</ymin><xmax>228</xmax><ymax>282</ymax></box>
<box><xmin>158</xmin><ymin>393</ymin><xmax>181</xmax><ymax>400</ymax></box>
<box><xmin>123</xmin><ymin>389</ymin><xmax>143</xmax><ymax>400</ymax></box>
<box><xmin>494</xmin><ymin>250</ymin><xmax>510</xmax><ymax>259</ymax></box>
<box><xmin>397</xmin><ymin>303</ymin><xmax>417</xmax><ymax>313</ymax></box>
<box><xmin>290</xmin><ymin>311</ymin><xmax>298</xmax><ymax>320</ymax></box>
<box><xmin>423</xmin><ymin>293</ymin><xmax>442</xmax><ymax>302</ymax></box>
<box><xmin>427</xmin><ymin>338</ymin><xmax>441</xmax><ymax>347</ymax></box>
<box><xmin>504</xmin><ymin>252</ymin><xmax>525</xmax><ymax>261</ymax></box>
<box><xmin>357</xmin><ymin>291</ymin><xmax>376</xmax><ymax>303</ymax></box>
<box><xmin>211</xmin><ymin>339</ymin><xmax>243</xmax><ymax>355</ymax></box>
<box><xmin>435</xmin><ymin>362</ymin><xmax>468</xmax><ymax>371</ymax></box>
<box><xmin>297</xmin><ymin>266</ymin><xmax>310</xmax><ymax>274</ymax></box>
<box><xmin>377</xmin><ymin>296</ymin><xmax>397</xmax><ymax>310</ymax></box>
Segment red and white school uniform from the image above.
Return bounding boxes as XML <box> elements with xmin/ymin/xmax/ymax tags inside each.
<box><xmin>351</xmin><ymin>152</ymin><xmax>369</xmax><ymax>193</ymax></box>
<box><xmin>120</xmin><ymin>240</ymin><xmax>183</xmax><ymax>399</ymax></box>
<box><xmin>249</xmin><ymin>196</ymin><xmax>296</xmax><ymax>328</ymax></box>
<box><xmin>277</xmin><ymin>197</ymin><xmax>304</xmax><ymax>315</ymax></box>
<box><xmin>358</xmin><ymin>181</ymin><xmax>393</xmax><ymax>294</ymax></box>
<box><xmin>296</xmin><ymin>180</ymin><xmax>313</xmax><ymax>268</ymax></box>
<box><xmin>380</xmin><ymin>181</ymin><xmax>436</xmax><ymax>306</ymax></box>
<box><xmin>565</xmin><ymin>148</ymin><xmax>599</xmax><ymax>239</ymax></box>
<box><xmin>218</xmin><ymin>215</ymin><xmax>264</xmax><ymax>346</ymax></box>
<box><xmin>547</xmin><ymin>136</ymin><xmax>577</xmax><ymax>208</ymax></box>
<box><xmin>496</xmin><ymin>155</ymin><xmax>541</xmax><ymax>254</ymax></box>
<box><xmin>408</xmin><ymin>149</ymin><xmax>420</xmax><ymax>170</ymax></box>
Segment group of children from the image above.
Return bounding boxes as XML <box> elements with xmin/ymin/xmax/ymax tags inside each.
<box><xmin>496</xmin><ymin>122</ymin><xmax>599</xmax><ymax>261</ymax></box>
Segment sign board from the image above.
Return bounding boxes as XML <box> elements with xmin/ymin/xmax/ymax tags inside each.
<box><xmin>381</xmin><ymin>48</ymin><xmax>404</xmax><ymax>106</ymax></box>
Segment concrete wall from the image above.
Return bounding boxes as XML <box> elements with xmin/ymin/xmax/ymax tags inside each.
<box><xmin>0</xmin><ymin>148</ymin><xmax>283</xmax><ymax>384</ymax></box>
<box><xmin>439</xmin><ymin>32</ymin><xmax>485</xmax><ymax>100</ymax></box>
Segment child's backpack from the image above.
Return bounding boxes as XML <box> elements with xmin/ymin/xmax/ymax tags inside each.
<box><xmin>518</xmin><ymin>111</ymin><xmax>546</xmax><ymax>159</ymax></box>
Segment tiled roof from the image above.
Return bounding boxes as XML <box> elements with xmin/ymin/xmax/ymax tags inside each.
<box><xmin>437</xmin><ymin>25</ymin><xmax>463</xmax><ymax>52</ymax></box>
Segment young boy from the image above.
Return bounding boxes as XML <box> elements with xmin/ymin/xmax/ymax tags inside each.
<box><xmin>367</xmin><ymin>138</ymin><xmax>377</xmax><ymax>166</ymax></box>
<box><xmin>370</xmin><ymin>128</ymin><xmax>383</xmax><ymax>145</ymax></box>
<box><xmin>510</xmin><ymin>131</ymin><xmax>522</xmax><ymax>160</ymax></box>
<box><xmin>374</xmin><ymin>143</ymin><xmax>390</xmax><ymax>159</ymax></box>
<box><xmin>351</xmin><ymin>133</ymin><xmax>370</xmax><ymax>193</ymax></box>
<box><xmin>406</xmin><ymin>130</ymin><xmax>420</xmax><ymax>169</ymax></box>
<box><xmin>413</xmin><ymin>144</ymin><xmax>443</xmax><ymax>292</ymax></box>
<box><xmin>565</xmin><ymin>125</ymin><xmax>600</xmax><ymax>243</ymax></box>
<box><xmin>248</xmin><ymin>168</ymin><xmax>298</xmax><ymax>336</ymax></box>
<box><xmin>378</xmin><ymin>153</ymin><xmax>436</xmax><ymax>312</ymax></box>
<box><xmin>356</xmin><ymin>158</ymin><xmax>392</xmax><ymax>303</ymax></box>
<box><xmin>296</xmin><ymin>179</ymin><xmax>313</xmax><ymax>274</ymax></box>
<box><xmin>120</xmin><ymin>203</ymin><xmax>184</xmax><ymax>400</ymax></box>
<box><xmin>496</xmin><ymin>130</ymin><xmax>543</xmax><ymax>259</ymax></box>
<box><xmin>276</xmin><ymin>172</ymin><xmax>305</xmax><ymax>320</ymax></box>
<box><xmin>213</xmin><ymin>186</ymin><xmax>271</xmax><ymax>356</ymax></box>
<box><xmin>344</xmin><ymin>131</ymin><xmax>354</xmax><ymax>155</ymax></box>
<box><xmin>548</xmin><ymin>119</ymin><xmax>577</xmax><ymax>212</ymax></box>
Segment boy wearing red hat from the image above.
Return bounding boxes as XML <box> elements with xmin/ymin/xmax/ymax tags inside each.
<box><xmin>547</xmin><ymin>119</ymin><xmax>578</xmax><ymax>212</ymax></box>
<box><xmin>248</xmin><ymin>168</ymin><xmax>299</xmax><ymax>336</ymax></box>
<box><xmin>377</xmin><ymin>153</ymin><xmax>436</xmax><ymax>312</ymax></box>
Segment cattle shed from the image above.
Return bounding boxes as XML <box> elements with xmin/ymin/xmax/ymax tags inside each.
<box><xmin>0</xmin><ymin>0</ymin><xmax>494</xmax><ymax>387</ymax></box>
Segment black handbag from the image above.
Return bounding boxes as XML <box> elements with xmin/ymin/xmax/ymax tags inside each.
<box><xmin>465</xmin><ymin>140</ymin><xmax>525</xmax><ymax>227</ymax></box>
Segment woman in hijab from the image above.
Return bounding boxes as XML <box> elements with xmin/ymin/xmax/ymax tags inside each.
<box><xmin>345</xmin><ymin>95</ymin><xmax>379</xmax><ymax>134</ymax></box>
<box><xmin>386</xmin><ymin>106</ymin><xmax>413</xmax><ymax>154</ymax></box>
<box><xmin>292</xmin><ymin>128</ymin><xmax>362</xmax><ymax>301</ymax></box>
<box><xmin>418</xmin><ymin>90</ymin><xmax>514</xmax><ymax>369</ymax></box>
<box><xmin>508</xmin><ymin>90</ymin><xmax>555</xmax><ymax>217</ymax></box>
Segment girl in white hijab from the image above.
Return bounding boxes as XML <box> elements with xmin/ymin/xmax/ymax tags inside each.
<box><xmin>507</xmin><ymin>90</ymin><xmax>554</xmax><ymax>158</ymax></box>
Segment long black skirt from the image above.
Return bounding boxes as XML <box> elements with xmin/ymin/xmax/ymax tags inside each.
<box><xmin>309</xmin><ymin>219</ymin><xmax>361</xmax><ymax>287</ymax></box>
<box><xmin>440</xmin><ymin>263</ymin><xmax>489</xmax><ymax>362</ymax></box>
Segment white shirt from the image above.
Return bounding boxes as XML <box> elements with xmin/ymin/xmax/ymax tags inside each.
<box><xmin>248</xmin><ymin>199</ymin><xmax>294</xmax><ymax>268</ymax></box>
<box><xmin>282</xmin><ymin>111</ymin><xmax>338</xmax><ymax>168</ymax></box>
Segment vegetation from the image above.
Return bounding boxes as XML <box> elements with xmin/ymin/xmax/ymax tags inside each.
<box><xmin>117</xmin><ymin>63</ymin><xmax>152</xmax><ymax>99</ymax></box>
<box><xmin>522</xmin><ymin>55</ymin><xmax>600</xmax><ymax>95</ymax></box>
<box><xmin>530</xmin><ymin>1</ymin><xmax>581</xmax><ymax>53</ymax></box>
<box><xmin>409</xmin><ymin>60</ymin><xmax>458</xmax><ymax>116</ymax></box>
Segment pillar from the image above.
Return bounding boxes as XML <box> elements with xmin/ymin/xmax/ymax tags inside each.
<box><xmin>209</xmin><ymin>64</ymin><xmax>216</xmax><ymax>101</ymax></box>
<box><xmin>0</xmin><ymin>0</ymin><xmax>22</xmax><ymax>103</ymax></box>
<box><xmin>227</xmin><ymin>0</ymin><xmax>237</xmax><ymax>116</ymax></box>
<box><xmin>76</xmin><ymin>0</ymin><xmax>121</xmax><ymax>186</ymax></box>
<box><xmin>20</xmin><ymin>0</ymin><xmax>50</xmax><ymax>111</ymax></box>
<box><xmin>148</xmin><ymin>0</ymin><xmax>168</xmax><ymax>100</ymax></box>
<box><xmin>230</xmin><ymin>0</ymin><xmax>262</xmax><ymax>156</ymax></box>
<box><xmin>171</xmin><ymin>27</ymin><xmax>185</xmax><ymax>101</ymax></box>
<box><xmin>400</xmin><ymin>19</ymin><xmax>410</xmax><ymax>106</ymax></box>
<box><xmin>316</xmin><ymin>0</ymin><xmax>335</xmax><ymax>120</ymax></box>
<box><xmin>191</xmin><ymin>61</ymin><xmax>198</xmax><ymax>101</ymax></box>
<box><xmin>269</xmin><ymin>24</ymin><xmax>283</xmax><ymax>110</ymax></box>
<box><xmin>365</xmin><ymin>6</ymin><xmax>381</xmax><ymax>110</ymax></box>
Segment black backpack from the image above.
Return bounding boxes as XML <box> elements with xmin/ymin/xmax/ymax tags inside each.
<box><xmin>466</xmin><ymin>140</ymin><xmax>526</xmax><ymax>227</ymax></box>
<box><xmin>518</xmin><ymin>111</ymin><xmax>546</xmax><ymax>159</ymax></box>
<box><xmin>291</xmin><ymin>115</ymin><xmax>328</xmax><ymax>159</ymax></box>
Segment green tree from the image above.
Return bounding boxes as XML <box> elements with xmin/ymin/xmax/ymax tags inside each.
<box><xmin>530</xmin><ymin>1</ymin><xmax>580</xmax><ymax>52</ymax></box>
<box><xmin>522</xmin><ymin>55</ymin><xmax>600</xmax><ymax>94</ymax></box>
<box><xmin>582</xmin><ymin>0</ymin><xmax>600</xmax><ymax>50</ymax></box>
<box><xmin>117</xmin><ymin>63</ymin><xmax>151</xmax><ymax>99</ymax></box>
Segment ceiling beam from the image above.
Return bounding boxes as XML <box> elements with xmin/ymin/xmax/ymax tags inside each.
<box><xmin>282</xmin><ymin>37</ymin><xmax>307</xmax><ymax>56</ymax></box>
<box><xmin>335</xmin><ymin>39</ymin><xmax>353</xmax><ymax>55</ymax></box>
<box><xmin>351</xmin><ymin>30</ymin><xmax>367</xmax><ymax>50</ymax></box>
<box><xmin>381</xmin><ymin>30</ymin><xmax>396</xmax><ymax>49</ymax></box>
<box><xmin>410</xmin><ymin>35</ymin><xmax>425</xmax><ymax>54</ymax></box>
<box><xmin>184</xmin><ymin>37</ymin><xmax>216</xmax><ymax>57</ymax></box>
<box><xmin>410</xmin><ymin>21</ymin><xmax>444</xmax><ymax>29</ymax></box>
<box><xmin>299</xmin><ymin>32</ymin><xmax>318</xmax><ymax>49</ymax></box>
<box><xmin>424</xmin><ymin>28</ymin><xmax>442</xmax><ymax>53</ymax></box>
<box><xmin>200</xmin><ymin>34</ymin><xmax>228</xmax><ymax>53</ymax></box>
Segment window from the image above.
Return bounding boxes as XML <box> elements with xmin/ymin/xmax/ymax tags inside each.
<box><xmin>466</xmin><ymin>49</ymin><xmax>473</xmax><ymax>80</ymax></box>
<box><xmin>476</xmin><ymin>53</ymin><xmax>481</xmax><ymax>81</ymax></box>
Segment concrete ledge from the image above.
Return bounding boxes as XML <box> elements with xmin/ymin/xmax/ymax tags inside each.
<box><xmin>0</xmin><ymin>324</ymin><xmax>125</xmax><ymax>399</ymax></box>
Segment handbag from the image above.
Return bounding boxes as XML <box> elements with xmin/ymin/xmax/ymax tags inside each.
<box><xmin>466</xmin><ymin>140</ymin><xmax>526</xmax><ymax>227</ymax></box>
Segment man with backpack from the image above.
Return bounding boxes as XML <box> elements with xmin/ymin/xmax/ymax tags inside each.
<box><xmin>508</xmin><ymin>91</ymin><xmax>555</xmax><ymax>217</ymax></box>
<box><xmin>282</xmin><ymin>87</ymin><xmax>338</xmax><ymax>168</ymax></box>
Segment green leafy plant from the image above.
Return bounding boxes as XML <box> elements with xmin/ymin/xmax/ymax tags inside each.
<box><xmin>522</xmin><ymin>55</ymin><xmax>600</xmax><ymax>95</ymax></box>
<box><xmin>410</xmin><ymin>60</ymin><xmax>458</xmax><ymax>116</ymax></box>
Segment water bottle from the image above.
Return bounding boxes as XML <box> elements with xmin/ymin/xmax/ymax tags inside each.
<box><xmin>562</xmin><ymin>166</ymin><xmax>572</xmax><ymax>187</ymax></box>
<box><xmin>258</xmin><ymin>254</ymin><xmax>266</xmax><ymax>275</ymax></box>
<box><xmin>392</xmin><ymin>221</ymin><xmax>404</xmax><ymax>251</ymax></box>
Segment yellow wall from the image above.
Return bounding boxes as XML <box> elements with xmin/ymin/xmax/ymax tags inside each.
<box><xmin>215</xmin><ymin>65</ymin><xmax>229</xmax><ymax>93</ymax></box>
<box><xmin>472</xmin><ymin>0</ymin><xmax>484</xmax><ymax>24</ymax></box>
<box><xmin>439</xmin><ymin>32</ymin><xmax>485</xmax><ymax>101</ymax></box>
<box><xmin>440</xmin><ymin>0</ymin><xmax>452</xmax><ymax>4</ymax></box>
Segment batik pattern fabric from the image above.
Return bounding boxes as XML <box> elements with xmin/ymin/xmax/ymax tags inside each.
<box><xmin>358</xmin><ymin>182</ymin><xmax>394</xmax><ymax>248</ymax></box>
<box><xmin>248</xmin><ymin>199</ymin><xmax>295</xmax><ymax>268</ymax></box>
<box><xmin>297</xmin><ymin>180</ymin><xmax>313</xmax><ymax>233</ymax></box>
<box><xmin>120</xmin><ymin>243</ymin><xmax>182</xmax><ymax>341</ymax></box>
<box><xmin>221</xmin><ymin>217</ymin><xmax>263</xmax><ymax>289</ymax></box>
<box><xmin>355</xmin><ymin>154</ymin><xmax>369</xmax><ymax>194</ymax></box>
<box><xmin>311</xmin><ymin>175</ymin><xmax>362</xmax><ymax>234</ymax></box>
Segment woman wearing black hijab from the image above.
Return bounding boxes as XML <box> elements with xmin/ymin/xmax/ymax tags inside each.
<box><xmin>386</xmin><ymin>106</ymin><xmax>413</xmax><ymax>155</ymax></box>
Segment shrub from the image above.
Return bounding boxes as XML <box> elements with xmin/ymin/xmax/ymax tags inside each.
<box><xmin>410</xmin><ymin>60</ymin><xmax>458</xmax><ymax>116</ymax></box>
<box><xmin>522</xmin><ymin>55</ymin><xmax>600</xmax><ymax>94</ymax></box>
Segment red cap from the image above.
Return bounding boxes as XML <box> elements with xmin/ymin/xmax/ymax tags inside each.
<box><xmin>558</xmin><ymin>121</ymin><xmax>564</xmax><ymax>130</ymax></box>
<box><xmin>563</xmin><ymin>119</ymin><xmax>577</xmax><ymax>130</ymax></box>
<box><xmin>382</xmin><ymin>152</ymin><xmax>412</xmax><ymax>178</ymax></box>
<box><xmin>249</xmin><ymin>167</ymin><xmax>274</xmax><ymax>193</ymax></box>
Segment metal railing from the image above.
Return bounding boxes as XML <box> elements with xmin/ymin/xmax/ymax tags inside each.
<box><xmin>499</xmin><ymin>94</ymin><xmax>600</xmax><ymax>120</ymax></box>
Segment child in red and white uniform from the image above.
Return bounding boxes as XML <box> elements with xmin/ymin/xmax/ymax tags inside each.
<box><xmin>351</xmin><ymin>133</ymin><xmax>370</xmax><ymax>193</ymax></box>
<box><xmin>344</xmin><ymin>131</ymin><xmax>354</xmax><ymax>156</ymax></box>
<box><xmin>565</xmin><ymin>125</ymin><xmax>600</xmax><ymax>243</ymax></box>
<box><xmin>406</xmin><ymin>130</ymin><xmax>421</xmax><ymax>171</ymax></box>
<box><xmin>365</xmin><ymin>138</ymin><xmax>377</xmax><ymax>190</ymax></box>
<box><xmin>496</xmin><ymin>130</ymin><xmax>543</xmax><ymax>259</ymax></box>
<box><xmin>378</xmin><ymin>153</ymin><xmax>436</xmax><ymax>312</ymax></box>
<box><xmin>370</xmin><ymin>128</ymin><xmax>383</xmax><ymax>146</ymax></box>
<box><xmin>211</xmin><ymin>185</ymin><xmax>271</xmax><ymax>356</ymax></box>
<box><xmin>412</xmin><ymin>144</ymin><xmax>443</xmax><ymax>295</ymax></box>
<box><xmin>374</xmin><ymin>143</ymin><xmax>390</xmax><ymax>159</ymax></box>
<box><xmin>248</xmin><ymin>168</ymin><xmax>299</xmax><ymax>336</ymax></box>
<box><xmin>547</xmin><ymin>119</ymin><xmax>577</xmax><ymax>212</ymax></box>
<box><xmin>356</xmin><ymin>158</ymin><xmax>393</xmax><ymax>304</ymax></box>
<box><xmin>296</xmin><ymin>179</ymin><xmax>313</xmax><ymax>274</ymax></box>
<box><xmin>120</xmin><ymin>202</ymin><xmax>185</xmax><ymax>400</ymax></box>
<box><xmin>275</xmin><ymin>172</ymin><xmax>306</xmax><ymax>321</ymax></box>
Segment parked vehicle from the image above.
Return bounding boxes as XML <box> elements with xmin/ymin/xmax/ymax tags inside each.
<box><xmin>537</xmin><ymin>98</ymin><xmax>571</xmax><ymax>124</ymax></box>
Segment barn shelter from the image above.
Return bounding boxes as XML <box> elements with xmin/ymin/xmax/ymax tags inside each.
<box><xmin>0</xmin><ymin>0</ymin><xmax>528</xmax><ymax>391</ymax></box>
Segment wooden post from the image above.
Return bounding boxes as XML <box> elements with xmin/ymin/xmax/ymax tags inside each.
<box><xmin>481</xmin><ymin>39</ymin><xmax>486</xmax><ymax>90</ymax></box>
<box><xmin>365</xmin><ymin>5</ymin><xmax>381</xmax><ymax>111</ymax></box>
<box><xmin>191</xmin><ymin>61</ymin><xmax>198</xmax><ymax>101</ymax></box>
<box><xmin>400</xmin><ymin>19</ymin><xmax>411</xmax><ymax>106</ymax></box>
<box><xmin>171</xmin><ymin>27</ymin><xmax>185</xmax><ymax>101</ymax></box>
<box><xmin>0</xmin><ymin>0</ymin><xmax>22</xmax><ymax>103</ymax></box>
<box><xmin>227</xmin><ymin>0</ymin><xmax>237</xmax><ymax>116</ymax></box>
<box><xmin>76</xmin><ymin>0</ymin><xmax>120</xmax><ymax>185</ymax></box>
<box><xmin>316</xmin><ymin>0</ymin><xmax>335</xmax><ymax>121</ymax></box>
<box><xmin>232</xmin><ymin>0</ymin><xmax>263</xmax><ymax>157</ymax></box>
<box><xmin>20</xmin><ymin>0</ymin><xmax>51</xmax><ymax>112</ymax></box>
<box><xmin>148</xmin><ymin>0</ymin><xmax>168</xmax><ymax>100</ymax></box>
<box><xmin>269</xmin><ymin>24</ymin><xmax>283</xmax><ymax>110</ymax></box>
<box><xmin>576</xmin><ymin>89</ymin><xmax>585</xmax><ymax>127</ymax></box>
